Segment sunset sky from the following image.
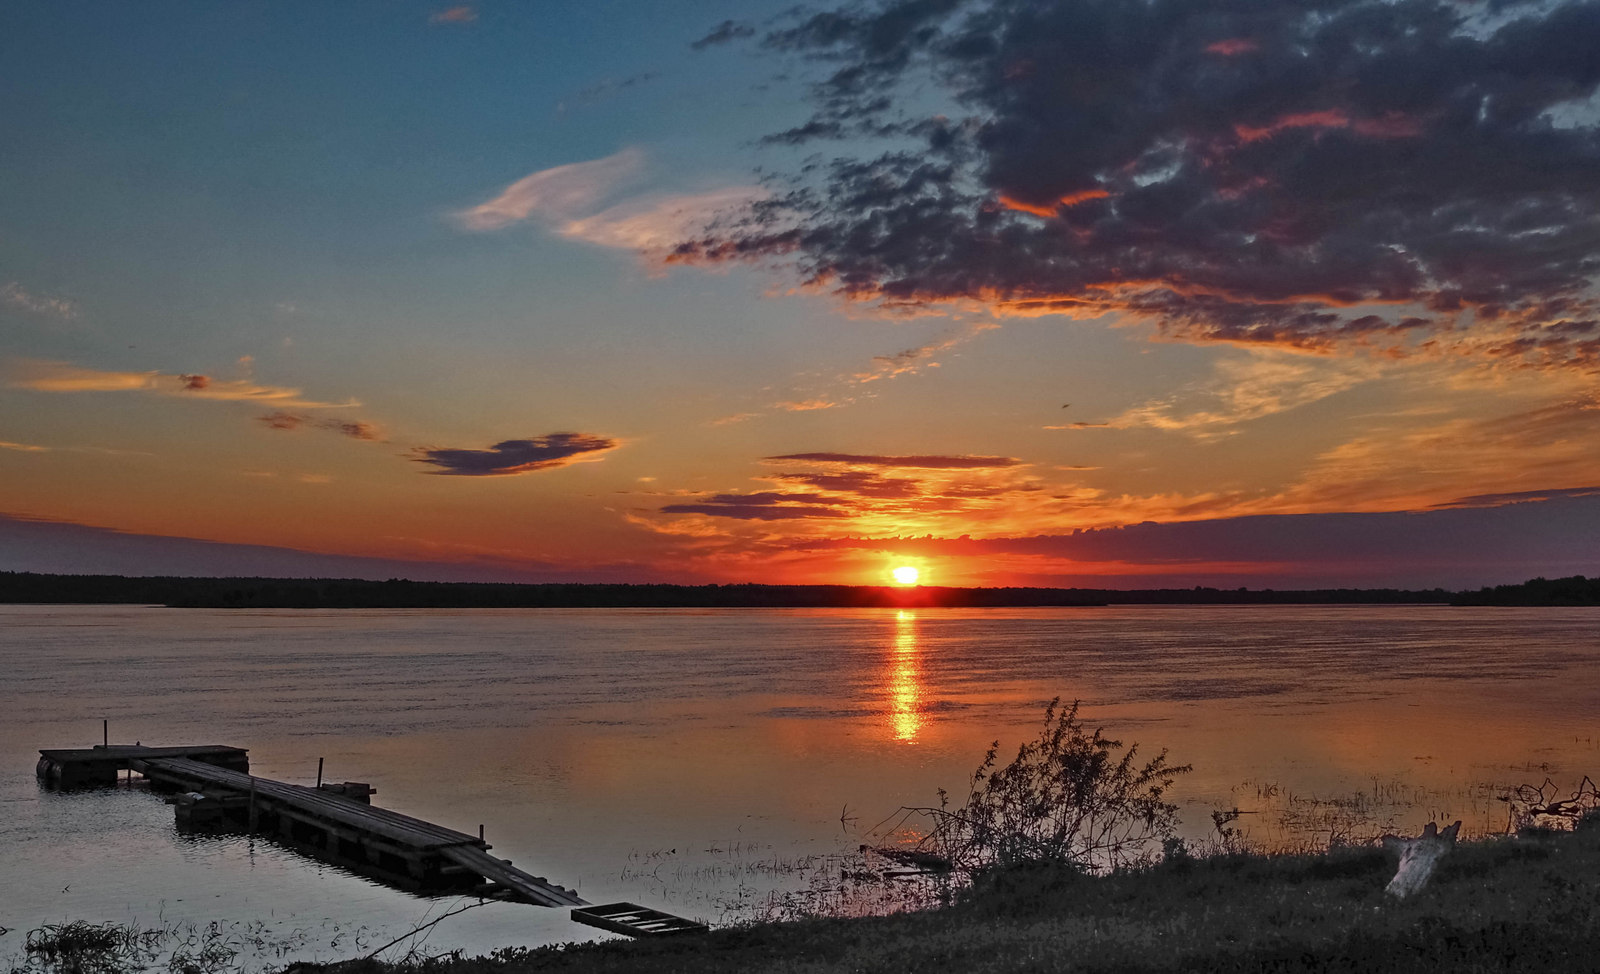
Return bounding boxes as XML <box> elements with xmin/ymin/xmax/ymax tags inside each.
<box><xmin>5</xmin><ymin>0</ymin><xmax>1600</xmax><ymax>589</ymax></box>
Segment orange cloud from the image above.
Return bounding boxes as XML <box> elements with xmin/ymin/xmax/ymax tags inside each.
<box><xmin>7</xmin><ymin>359</ymin><xmax>358</xmax><ymax>409</ymax></box>
<box><xmin>998</xmin><ymin>188</ymin><xmax>1110</xmax><ymax>217</ymax></box>
<box><xmin>1234</xmin><ymin>109</ymin><xmax>1422</xmax><ymax>143</ymax></box>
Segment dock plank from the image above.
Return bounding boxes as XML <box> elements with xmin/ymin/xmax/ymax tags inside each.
<box><xmin>441</xmin><ymin>845</ymin><xmax>586</xmax><ymax>907</ymax></box>
<box><xmin>140</xmin><ymin>758</ymin><xmax>481</xmax><ymax>851</ymax></box>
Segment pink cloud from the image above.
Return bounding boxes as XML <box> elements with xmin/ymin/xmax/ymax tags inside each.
<box><xmin>453</xmin><ymin>149</ymin><xmax>644</xmax><ymax>232</ymax></box>
<box><xmin>429</xmin><ymin>6</ymin><xmax>476</xmax><ymax>25</ymax></box>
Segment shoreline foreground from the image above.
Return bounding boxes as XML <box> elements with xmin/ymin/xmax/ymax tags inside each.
<box><xmin>307</xmin><ymin>821</ymin><xmax>1600</xmax><ymax>973</ymax></box>
<box><xmin>14</xmin><ymin>821</ymin><xmax>1599</xmax><ymax>974</ymax></box>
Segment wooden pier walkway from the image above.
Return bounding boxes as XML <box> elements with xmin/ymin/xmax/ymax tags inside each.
<box><xmin>37</xmin><ymin>744</ymin><xmax>585</xmax><ymax>908</ymax></box>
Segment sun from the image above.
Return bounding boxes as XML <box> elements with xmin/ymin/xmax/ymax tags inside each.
<box><xmin>892</xmin><ymin>565</ymin><xmax>920</xmax><ymax>586</ymax></box>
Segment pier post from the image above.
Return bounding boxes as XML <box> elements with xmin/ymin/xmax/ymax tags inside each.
<box><xmin>103</xmin><ymin>719</ymin><xmax>108</xmax><ymax>747</ymax></box>
<box><xmin>317</xmin><ymin>757</ymin><xmax>324</xmax><ymax>788</ymax></box>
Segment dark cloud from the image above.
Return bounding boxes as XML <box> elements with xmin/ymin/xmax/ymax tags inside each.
<box><xmin>411</xmin><ymin>433</ymin><xmax>616</xmax><ymax>476</ymax></box>
<box><xmin>692</xmin><ymin>19</ymin><xmax>756</xmax><ymax>49</ymax></box>
<box><xmin>180</xmin><ymin>374</ymin><xmax>209</xmax><ymax>390</ymax></box>
<box><xmin>766</xmin><ymin>451</ymin><xmax>1021</xmax><ymax>468</ymax></box>
<box><xmin>259</xmin><ymin>411</ymin><xmax>301</xmax><ymax>431</ymax></box>
<box><xmin>1433</xmin><ymin>485</ymin><xmax>1600</xmax><ymax>509</ymax></box>
<box><xmin>776</xmin><ymin>470</ymin><xmax>924</xmax><ymax>497</ymax></box>
<box><xmin>258</xmin><ymin>411</ymin><xmax>380</xmax><ymax>441</ymax></box>
<box><xmin>677</xmin><ymin>0</ymin><xmax>1600</xmax><ymax>367</ymax></box>
<box><xmin>660</xmin><ymin>490</ymin><xmax>852</xmax><ymax>520</ymax></box>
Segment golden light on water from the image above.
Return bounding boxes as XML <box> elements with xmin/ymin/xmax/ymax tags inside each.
<box><xmin>888</xmin><ymin>609</ymin><xmax>924</xmax><ymax>743</ymax></box>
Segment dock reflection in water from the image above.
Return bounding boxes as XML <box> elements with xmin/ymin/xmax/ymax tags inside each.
<box><xmin>888</xmin><ymin>610</ymin><xmax>925</xmax><ymax>743</ymax></box>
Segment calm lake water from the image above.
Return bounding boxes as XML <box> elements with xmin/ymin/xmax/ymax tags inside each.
<box><xmin>2</xmin><ymin>604</ymin><xmax>1598</xmax><ymax>966</ymax></box>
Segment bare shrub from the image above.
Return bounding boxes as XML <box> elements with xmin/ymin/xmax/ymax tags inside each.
<box><xmin>890</xmin><ymin>698</ymin><xmax>1190</xmax><ymax>875</ymax></box>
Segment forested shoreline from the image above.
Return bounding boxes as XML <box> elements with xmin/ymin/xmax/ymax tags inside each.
<box><xmin>4</xmin><ymin>570</ymin><xmax>1592</xmax><ymax>608</ymax></box>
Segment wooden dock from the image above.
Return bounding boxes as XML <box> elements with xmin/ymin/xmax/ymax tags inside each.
<box><xmin>37</xmin><ymin>744</ymin><xmax>584</xmax><ymax>908</ymax></box>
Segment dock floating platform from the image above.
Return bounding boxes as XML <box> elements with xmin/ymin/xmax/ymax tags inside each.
<box><xmin>38</xmin><ymin>744</ymin><xmax>248</xmax><ymax>789</ymax></box>
<box><xmin>572</xmin><ymin>903</ymin><xmax>710</xmax><ymax>937</ymax></box>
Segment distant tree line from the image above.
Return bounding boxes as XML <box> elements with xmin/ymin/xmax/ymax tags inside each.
<box><xmin>0</xmin><ymin>571</ymin><xmax>1504</xmax><ymax>608</ymax></box>
<box><xmin>1450</xmin><ymin>575</ymin><xmax>1600</xmax><ymax>606</ymax></box>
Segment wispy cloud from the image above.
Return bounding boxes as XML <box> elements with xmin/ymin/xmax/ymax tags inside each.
<box><xmin>709</xmin><ymin>411</ymin><xmax>763</xmax><ymax>427</ymax></box>
<box><xmin>454</xmin><ymin>149</ymin><xmax>765</xmax><ymax>256</ymax></box>
<box><xmin>1434</xmin><ymin>485</ymin><xmax>1600</xmax><ymax>510</ymax></box>
<box><xmin>853</xmin><ymin>321</ymin><xmax>998</xmax><ymax>384</ymax></box>
<box><xmin>776</xmin><ymin>399</ymin><xmax>838</xmax><ymax>412</ymax></box>
<box><xmin>691</xmin><ymin>20</ymin><xmax>755</xmax><ymax>50</ymax></box>
<box><xmin>0</xmin><ymin>438</ymin><xmax>152</xmax><ymax>457</ymax></box>
<box><xmin>1276</xmin><ymin>393</ymin><xmax>1600</xmax><ymax>513</ymax></box>
<box><xmin>429</xmin><ymin>5</ymin><xmax>476</xmax><ymax>25</ymax></box>
<box><xmin>1</xmin><ymin>282</ymin><xmax>77</xmax><ymax>320</ymax></box>
<box><xmin>1108</xmin><ymin>352</ymin><xmax>1373</xmax><ymax>438</ymax></box>
<box><xmin>558</xmin><ymin>187</ymin><xmax>765</xmax><ymax>253</ymax></box>
<box><xmin>765</xmin><ymin>452</ymin><xmax>1021</xmax><ymax>469</ymax></box>
<box><xmin>258</xmin><ymin>411</ymin><xmax>381</xmax><ymax>441</ymax></box>
<box><xmin>660</xmin><ymin>492</ymin><xmax>851</xmax><ymax>521</ymax></box>
<box><xmin>569</xmin><ymin>73</ymin><xmax>660</xmax><ymax>107</ymax></box>
<box><xmin>7</xmin><ymin>359</ymin><xmax>358</xmax><ymax>409</ymax></box>
<box><xmin>454</xmin><ymin>149</ymin><xmax>644</xmax><ymax>232</ymax></box>
<box><xmin>410</xmin><ymin>432</ymin><xmax>618</xmax><ymax>476</ymax></box>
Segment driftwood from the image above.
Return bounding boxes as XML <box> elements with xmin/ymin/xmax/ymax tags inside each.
<box><xmin>1380</xmin><ymin>820</ymin><xmax>1460</xmax><ymax>898</ymax></box>
<box><xmin>860</xmin><ymin>844</ymin><xmax>955</xmax><ymax>873</ymax></box>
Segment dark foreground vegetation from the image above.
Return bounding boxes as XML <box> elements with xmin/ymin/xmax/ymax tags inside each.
<box><xmin>0</xmin><ymin>571</ymin><xmax>1480</xmax><ymax>609</ymax></box>
<box><xmin>13</xmin><ymin>825</ymin><xmax>1599</xmax><ymax>974</ymax></box>
<box><xmin>313</xmin><ymin>822</ymin><xmax>1600</xmax><ymax>974</ymax></box>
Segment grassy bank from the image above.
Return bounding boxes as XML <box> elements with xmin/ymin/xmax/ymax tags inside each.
<box><xmin>280</xmin><ymin>819</ymin><xmax>1600</xmax><ymax>974</ymax></box>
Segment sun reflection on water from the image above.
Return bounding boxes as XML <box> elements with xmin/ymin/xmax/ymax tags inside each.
<box><xmin>888</xmin><ymin>610</ymin><xmax>924</xmax><ymax>743</ymax></box>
